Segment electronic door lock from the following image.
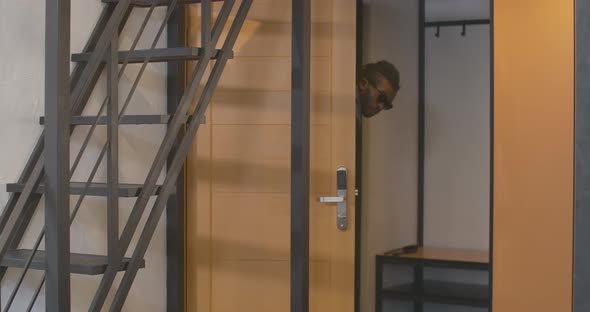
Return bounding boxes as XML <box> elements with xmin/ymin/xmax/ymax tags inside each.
<box><xmin>316</xmin><ymin>167</ymin><xmax>348</xmax><ymax>231</ymax></box>
<box><xmin>317</xmin><ymin>196</ymin><xmax>344</xmax><ymax>203</ymax></box>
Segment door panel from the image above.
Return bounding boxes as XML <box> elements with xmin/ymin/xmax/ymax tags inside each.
<box><xmin>493</xmin><ymin>0</ymin><xmax>574</xmax><ymax>311</ymax></box>
<box><xmin>186</xmin><ymin>1</ymin><xmax>356</xmax><ymax>311</ymax></box>
<box><xmin>210</xmin><ymin>193</ymin><xmax>332</xmax><ymax>261</ymax></box>
<box><xmin>210</xmin><ymin>260</ymin><xmax>331</xmax><ymax>311</ymax></box>
<box><xmin>217</xmin><ymin>58</ymin><xmax>331</xmax><ymax>92</ymax></box>
<box><xmin>211</xmin><ymin>91</ymin><xmax>331</xmax><ymax>125</ymax></box>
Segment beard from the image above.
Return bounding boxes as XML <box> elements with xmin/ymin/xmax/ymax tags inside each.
<box><xmin>359</xmin><ymin>92</ymin><xmax>379</xmax><ymax>118</ymax></box>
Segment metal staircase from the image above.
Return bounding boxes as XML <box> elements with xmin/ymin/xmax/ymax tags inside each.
<box><xmin>0</xmin><ymin>0</ymin><xmax>251</xmax><ymax>310</ymax></box>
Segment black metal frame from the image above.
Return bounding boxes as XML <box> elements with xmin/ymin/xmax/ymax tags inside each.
<box><xmin>0</xmin><ymin>1</ymin><xmax>254</xmax><ymax>311</ymax></box>
<box><xmin>417</xmin><ymin>1</ymin><xmax>494</xmax><ymax>267</ymax></box>
<box><xmin>355</xmin><ymin>1</ymin><xmax>363</xmax><ymax>312</ymax></box>
<box><xmin>106</xmin><ymin>19</ymin><xmax>120</xmax><ymax>269</ymax></box>
<box><xmin>0</xmin><ymin>4</ymin><xmax>130</xmax><ymax>280</ymax></box>
<box><xmin>2</xmin><ymin>0</ymin><xmax>326</xmax><ymax>310</ymax></box>
<box><xmin>375</xmin><ymin>255</ymin><xmax>491</xmax><ymax>311</ymax></box>
<box><xmin>415</xmin><ymin>4</ymin><xmax>426</xmax><ymax>310</ymax></box>
<box><xmin>166</xmin><ymin>4</ymin><xmax>187</xmax><ymax>312</ymax></box>
<box><xmin>410</xmin><ymin>1</ymin><xmax>494</xmax><ymax>311</ymax></box>
<box><xmin>44</xmin><ymin>1</ymin><xmax>72</xmax><ymax>311</ymax></box>
<box><xmin>425</xmin><ymin>19</ymin><xmax>490</xmax><ymax>28</ymax></box>
<box><xmin>0</xmin><ymin>5</ymin><xmax>134</xmax><ymax>311</ymax></box>
<box><xmin>574</xmin><ymin>1</ymin><xmax>590</xmax><ymax>311</ymax></box>
<box><xmin>488</xmin><ymin>0</ymin><xmax>495</xmax><ymax>310</ymax></box>
<box><xmin>92</xmin><ymin>1</ymin><xmax>250</xmax><ymax>310</ymax></box>
<box><xmin>418</xmin><ymin>0</ymin><xmax>426</xmax><ymax>250</ymax></box>
<box><xmin>291</xmin><ymin>0</ymin><xmax>311</xmax><ymax>311</ymax></box>
<box><xmin>418</xmin><ymin>15</ymin><xmax>492</xmax><ymax>245</ymax></box>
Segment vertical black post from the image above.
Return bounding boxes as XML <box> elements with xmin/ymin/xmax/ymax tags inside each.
<box><xmin>202</xmin><ymin>0</ymin><xmax>211</xmax><ymax>50</ymax></box>
<box><xmin>488</xmin><ymin>0</ymin><xmax>494</xmax><ymax>310</ymax></box>
<box><xmin>574</xmin><ymin>1</ymin><xmax>590</xmax><ymax>311</ymax></box>
<box><xmin>167</xmin><ymin>4</ymin><xmax>187</xmax><ymax>312</ymax></box>
<box><xmin>413</xmin><ymin>266</ymin><xmax>424</xmax><ymax>312</ymax></box>
<box><xmin>417</xmin><ymin>2</ymin><xmax>426</xmax><ymax>310</ymax></box>
<box><xmin>44</xmin><ymin>0</ymin><xmax>71</xmax><ymax>311</ymax></box>
<box><xmin>107</xmin><ymin>31</ymin><xmax>119</xmax><ymax>266</ymax></box>
<box><xmin>355</xmin><ymin>1</ymin><xmax>363</xmax><ymax>312</ymax></box>
<box><xmin>418</xmin><ymin>0</ymin><xmax>425</xmax><ymax>248</ymax></box>
<box><xmin>291</xmin><ymin>0</ymin><xmax>311</xmax><ymax>311</ymax></box>
<box><xmin>374</xmin><ymin>258</ymin><xmax>383</xmax><ymax>312</ymax></box>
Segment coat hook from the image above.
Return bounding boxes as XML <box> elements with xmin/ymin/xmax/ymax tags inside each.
<box><xmin>435</xmin><ymin>26</ymin><xmax>440</xmax><ymax>37</ymax></box>
<box><xmin>461</xmin><ymin>24</ymin><xmax>466</xmax><ymax>36</ymax></box>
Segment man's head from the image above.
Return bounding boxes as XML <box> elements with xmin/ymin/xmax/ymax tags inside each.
<box><xmin>357</xmin><ymin>60</ymin><xmax>400</xmax><ymax>118</ymax></box>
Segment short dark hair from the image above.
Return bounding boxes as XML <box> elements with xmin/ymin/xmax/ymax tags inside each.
<box><xmin>358</xmin><ymin>60</ymin><xmax>400</xmax><ymax>91</ymax></box>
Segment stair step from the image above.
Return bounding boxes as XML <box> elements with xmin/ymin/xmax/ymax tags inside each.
<box><xmin>41</xmin><ymin>115</ymin><xmax>170</xmax><ymax>125</ymax></box>
<box><xmin>1</xmin><ymin>249</ymin><xmax>145</xmax><ymax>275</ymax></box>
<box><xmin>39</xmin><ymin>114</ymin><xmax>204</xmax><ymax>125</ymax></box>
<box><xmin>71</xmin><ymin>47</ymin><xmax>230</xmax><ymax>64</ymax></box>
<box><xmin>103</xmin><ymin>0</ymin><xmax>224</xmax><ymax>7</ymax></box>
<box><xmin>6</xmin><ymin>182</ymin><xmax>164</xmax><ymax>197</ymax></box>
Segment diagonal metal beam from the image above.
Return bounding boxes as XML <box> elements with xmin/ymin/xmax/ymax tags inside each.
<box><xmin>89</xmin><ymin>1</ymin><xmax>237</xmax><ymax>310</ymax></box>
<box><xmin>108</xmin><ymin>2</ymin><xmax>252</xmax><ymax>310</ymax></box>
<box><xmin>70</xmin><ymin>0</ymin><xmax>132</xmax><ymax>114</ymax></box>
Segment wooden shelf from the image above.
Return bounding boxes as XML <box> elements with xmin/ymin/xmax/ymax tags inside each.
<box><xmin>399</xmin><ymin>247</ymin><xmax>489</xmax><ymax>264</ymax></box>
<box><xmin>378</xmin><ymin>247</ymin><xmax>490</xmax><ymax>270</ymax></box>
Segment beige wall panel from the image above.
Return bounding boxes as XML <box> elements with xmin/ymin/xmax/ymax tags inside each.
<box><xmin>207</xmin><ymin>0</ymin><xmax>333</xmax><ymax>24</ymax></box>
<box><xmin>329</xmin><ymin>0</ymin><xmax>356</xmax><ymax>311</ymax></box>
<box><xmin>493</xmin><ymin>0</ymin><xmax>574</xmax><ymax>311</ymax></box>
<box><xmin>211</xmin><ymin>91</ymin><xmax>331</xmax><ymax>125</ymax></box>
<box><xmin>217</xmin><ymin>57</ymin><xmax>331</xmax><ymax>92</ymax></box>
<box><xmin>211</xmin><ymin>157</ymin><xmax>331</xmax><ymax>194</ymax></box>
<box><xmin>211</xmin><ymin>125</ymin><xmax>330</xmax><ymax>160</ymax></box>
<box><xmin>211</xmin><ymin>261</ymin><xmax>330</xmax><ymax>312</ymax></box>
<box><xmin>186</xmin><ymin>99</ymin><xmax>213</xmax><ymax>312</ymax></box>
<box><xmin>230</xmin><ymin>22</ymin><xmax>331</xmax><ymax>57</ymax></box>
<box><xmin>210</xmin><ymin>193</ymin><xmax>332</xmax><ymax>261</ymax></box>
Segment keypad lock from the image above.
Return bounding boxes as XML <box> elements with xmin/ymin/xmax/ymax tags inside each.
<box><xmin>317</xmin><ymin>167</ymin><xmax>348</xmax><ymax>231</ymax></box>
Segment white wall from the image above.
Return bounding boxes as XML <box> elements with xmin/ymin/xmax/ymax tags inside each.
<box><xmin>0</xmin><ymin>2</ymin><xmax>169</xmax><ymax>311</ymax></box>
<box><xmin>362</xmin><ymin>1</ymin><xmax>490</xmax><ymax>311</ymax></box>
<box><xmin>425</xmin><ymin>0</ymin><xmax>489</xmax><ymax>21</ymax></box>
<box><xmin>424</xmin><ymin>25</ymin><xmax>490</xmax><ymax>250</ymax></box>
<box><xmin>361</xmin><ymin>0</ymin><xmax>419</xmax><ymax>311</ymax></box>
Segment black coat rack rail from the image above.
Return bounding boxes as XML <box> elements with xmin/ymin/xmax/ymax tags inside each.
<box><xmin>426</xmin><ymin>19</ymin><xmax>490</xmax><ymax>37</ymax></box>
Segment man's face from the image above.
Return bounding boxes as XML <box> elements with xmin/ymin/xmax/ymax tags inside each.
<box><xmin>357</xmin><ymin>73</ymin><xmax>397</xmax><ymax>118</ymax></box>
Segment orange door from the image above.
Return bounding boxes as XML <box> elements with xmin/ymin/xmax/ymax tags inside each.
<box><xmin>185</xmin><ymin>0</ymin><xmax>357</xmax><ymax>311</ymax></box>
<box><xmin>493</xmin><ymin>0</ymin><xmax>574</xmax><ymax>310</ymax></box>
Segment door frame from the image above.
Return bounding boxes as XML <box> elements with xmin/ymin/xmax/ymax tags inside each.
<box><xmin>290</xmin><ymin>0</ymin><xmax>312</xmax><ymax>312</ymax></box>
<box><xmin>489</xmin><ymin>0</ymin><xmax>495</xmax><ymax>309</ymax></box>
<box><xmin>355</xmin><ymin>1</ymin><xmax>363</xmax><ymax>312</ymax></box>
<box><xmin>176</xmin><ymin>1</ymin><xmax>359</xmax><ymax>311</ymax></box>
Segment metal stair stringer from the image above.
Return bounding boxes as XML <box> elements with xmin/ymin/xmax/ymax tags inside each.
<box><xmin>89</xmin><ymin>0</ymin><xmax>253</xmax><ymax>310</ymax></box>
<box><xmin>0</xmin><ymin>2</ymin><xmax>133</xmax><ymax>284</ymax></box>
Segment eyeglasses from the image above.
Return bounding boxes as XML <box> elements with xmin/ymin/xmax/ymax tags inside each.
<box><xmin>369</xmin><ymin>80</ymin><xmax>396</xmax><ymax>110</ymax></box>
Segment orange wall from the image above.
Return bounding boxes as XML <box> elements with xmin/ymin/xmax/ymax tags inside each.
<box><xmin>493</xmin><ymin>1</ymin><xmax>574</xmax><ymax>311</ymax></box>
